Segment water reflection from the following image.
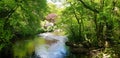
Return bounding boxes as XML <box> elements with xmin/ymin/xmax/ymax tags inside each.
<box><xmin>13</xmin><ymin>32</ymin><xmax>68</xmax><ymax>58</ymax></box>
<box><xmin>13</xmin><ymin>38</ymin><xmax>36</xmax><ymax>58</ymax></box>
<box><xmin>35</xmin><ymin>32</ymin><xmax>68</xmax><ymax>58</ymax></box>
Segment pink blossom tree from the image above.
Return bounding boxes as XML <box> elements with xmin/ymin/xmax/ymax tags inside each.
<box><xmin>46</xmin><ymin>13</ymin><xmax>57</xmax><ymax>23</ymax></box>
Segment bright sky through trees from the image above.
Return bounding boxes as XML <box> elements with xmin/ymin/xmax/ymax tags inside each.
<box><xmin>47</xmin><ymin>0</ymin><xmax>66</xmax><ymax>8</ymax></box>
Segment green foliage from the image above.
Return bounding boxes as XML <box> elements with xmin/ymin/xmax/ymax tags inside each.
<box><xmin>62</xmin><ymin>0</ymin><xmax>120</xmax><ymax>57</ymax></box>
<box><xmin>0</xmin><ymin>0</ymin><xmax>47</xmax><ymax>51</ymax></box>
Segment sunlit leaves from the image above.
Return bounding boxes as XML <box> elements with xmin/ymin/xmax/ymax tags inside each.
<box><xmin>94</xmin><ymin>0</ymin><xmax>100</xmax><ymax>3</ymax></box>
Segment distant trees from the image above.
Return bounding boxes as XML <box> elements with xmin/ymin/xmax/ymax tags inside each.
<box><xmin>46</xmin><ymin>13</ymin><xmax>57</xmax><ymax>23</ymax></box>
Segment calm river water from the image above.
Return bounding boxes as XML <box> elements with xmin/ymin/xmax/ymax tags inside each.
<box><xmin>13</xmin><ymin>32</ymin><xmax>68</xmax><ymax>58</ymax></box>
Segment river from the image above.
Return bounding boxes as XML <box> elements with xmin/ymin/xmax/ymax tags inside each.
<box><xmin>13</xmin><ymin>32</ymin><xmax>68</xmax><ymax>58</ymax></box>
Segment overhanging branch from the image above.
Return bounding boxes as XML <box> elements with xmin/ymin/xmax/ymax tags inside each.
<box><xmin>78</xmin><ymin>0</ymin><xmax>99</xmax><ymax>13</ymax></box>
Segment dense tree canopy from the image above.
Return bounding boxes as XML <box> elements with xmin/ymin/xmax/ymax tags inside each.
<box><xmin>61</xmin><ymin>0</ymin><xmax>120</xmax><ymax>57</ymax></box>
<box><xmin>0</xmin><ymin>0</ymin><xmax>47</xmax><ymax>50</ymax></box>
<box><xmin>0</xmin><ymin>0</ymin><xmax>120</xmax><ymax>58</ymax></box>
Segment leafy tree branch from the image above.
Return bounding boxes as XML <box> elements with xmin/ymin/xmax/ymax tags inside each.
<box><xmin>78</xmin><ymin>0</ymin><xmax>99</xmax><ymax>13</ymax></box>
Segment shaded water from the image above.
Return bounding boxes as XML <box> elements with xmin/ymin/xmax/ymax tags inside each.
<box><xmin>13</xmin><ymin>32</ymin><xmax>68</xmax><ymax>58</ymax></box>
